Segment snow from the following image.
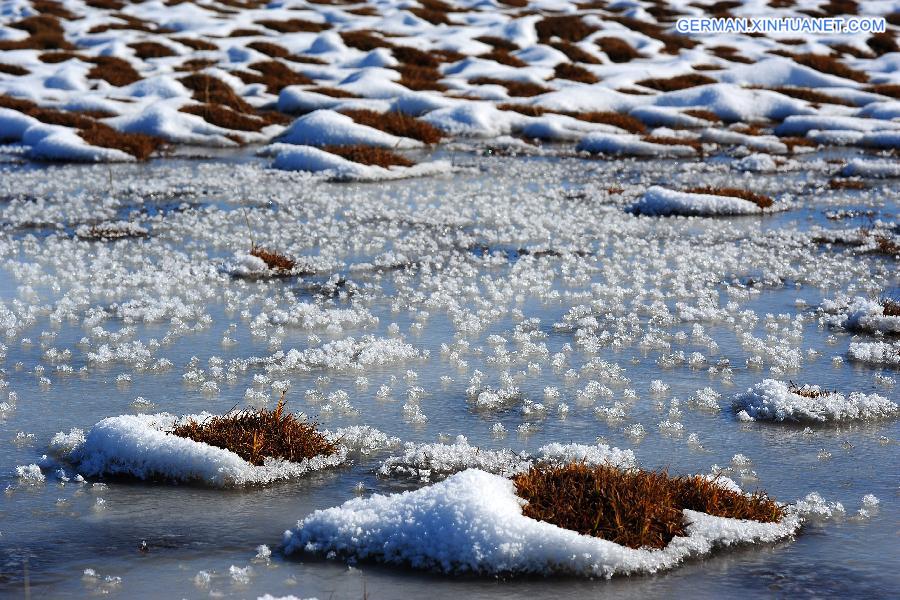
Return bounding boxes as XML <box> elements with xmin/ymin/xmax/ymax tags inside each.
<box><xmin>841</xmin><ymin>159</ymin><xmax>900</xmax><ymax>178</ymax></box>
<box><xmin>278</xmin><ymin>110</ymin><xmax>421</xmax><ymax>149</ymax></box>
<box><xmin>263</xmin><ymin>143</ymin><xmax>452</xmax><ymax>181</ymax></box>
<box><xmin>630</xmin><ymin>186</ymin><xmax>769</xmax><ymax>217</ymax></box>
<box><xmin>48</xmin><ymin>414</ymin><xmax>347</xmax><ymax>487</ymax></box>
<box><xmin>577</xmin><ymin>134</ymin><xmax>696</xmax><ymax>157</ymax></box>
<box><xmin>284</xmin><ymin>469</ymin><xmax>800</xmax><ymax>577</ymax></box>
<box><xmin>820</xmin><ymin>296</ymin><xmax>900</xmax><ymax>334</ymax></box>
<box><xmin>732</xmin><ymin>379</ymin><xmax>897</xmax><ymax>424</ymax></box>
<box><xmin>377</xmin><ymin>435</ymin><xmax>635</xmax><ymax>481</ymax></box>
<box><xmin>848</xmin><ymin>341</ymin><xmax>900</xmax><ymax>366</ymax></box>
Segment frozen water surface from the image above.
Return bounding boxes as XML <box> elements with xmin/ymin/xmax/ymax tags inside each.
<box><xmin>0</xmin><ymin>148</ymin><xmax>897</xmax><ymax>598</ymax></box>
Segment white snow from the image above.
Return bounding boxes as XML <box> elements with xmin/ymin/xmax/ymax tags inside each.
<box><xmin>732</xmin><ymin>379</ymin><xmax>897</xmax><ymax>424</ymax></box>
<box><xmin>630</xmin><ymin>186</ymin><xmax>769</xmax><ymax>217</ymax></box>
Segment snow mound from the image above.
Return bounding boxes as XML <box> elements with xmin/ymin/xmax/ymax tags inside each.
<box><xmin>732</xmin><ymin>379</ymin><xmax>897</xmax><ymax>424</ymax></box>
<box><xmin>48</xmin><ymin>414</ymin><xmax>347</xmax><ymax>487</ymax></box>
<box><xmin>278</xmin><ymin>110</ymin><xmax>421</xmax><ymax>149</ymax></box>
<box><xmin>630</xmin><ymin>186</ymin><xmax>770</xmax><ymax>217</ymax></box>
<box><xmin>264</xmin><ymin>144</ymin><xmax>451</xmax><ymax>181</ymax></box>
<box><xmin>820</xmin><ymin>296</ymin><xmax>900</xmax><ymax>334</ymax></box>
<box><xmin>576</xmin><ymin>134</ymin><xmax>696</xmax><ymax>157</ymax></box>
<box><xmin>284</xmin><ymin>469</ymin><xmax>800</xmax><ymax>577</ymax></box>
<box><xmin>377</xmin><ymin>435</ymin><xmax>636</xmax><ymax>482</ymax></box>
<box><xmin>848</xmin><ymin>341</ymin><xmax>900</xmax><ymax>366</ymax></box>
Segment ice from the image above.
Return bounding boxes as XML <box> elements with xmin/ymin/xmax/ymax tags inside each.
<box><xmin>285</xmin><ymin>469</ymin><xmax>801</xmax><ymax>577</ymax></box>
<box><xmin>732</xmin><ymin>379</ymin><xmax>897</xmax><ymax>424</ymax></box>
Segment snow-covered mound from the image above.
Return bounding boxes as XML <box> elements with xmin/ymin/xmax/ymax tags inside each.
<box><xmin>261</xmin><ymin>143</ymin><xmax>452</xmax><ymax>181</ymax></box>
<box><xmin>48</xmin><ymin>414</ymin><xmax>347</xmax><ymax>487</ymax></box>
<box><xmin>820</xmin><ymin>297</ymin><xmax>900</xmax><ymax>334</ymax></box>
<box><xmin>284</xmin><ymin>469</ymin><xmax>800</xmax><ymax>577</ymax></box>
<box><xmin>848</xmin><ymin>341</ymin><xmax>900</xmax><ymax>366</ymax></box>
<box><xmin>630</xmin><ymin>186</ymin><xmax>773</xmax><ymax>217</ymax></box>
<box><xmin>733</xmin><ymin>380</ymin><xmax>897</xmax><ymax>424</ymax></box>
<box><xmin>278</xmin><ymin>110</ymin><xmax>421</xmax><ymax>149</ymax></box>
<box><xmin>377</xmin><ymin>435</ymin><xmax>636</xmax><ymax>481</ymax></box>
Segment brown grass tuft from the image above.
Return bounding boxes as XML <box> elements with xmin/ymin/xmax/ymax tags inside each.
<box><xmin>341</xmin><ymin>30</ymin><xmax>394</xmax><ymax>51</ymax></box>
<box><xmin>0</xmin><ymin>15</ymin><xmax>72</xmax><ymax>51</ymax></box>
<box><xmin>536</xmin><ymin>15</ymin><xmax>597</xmax><ymax>42</ymax></box>
<box><xmin>766</xmin><ymin>86</ymin><xmax>855</xmax><ymax>107</ymax></box>
<box><xmin>0</xmin><ymin>63</ymin><xmax>30</xmax><ymax>76</ymax></box>
<box><xmin>470</xmin><ymin>77</ymin><xmax>549</xmax><ymax>97</ymax></box>
<box><xmin>475</xmin><ymin>35</ymin><xmax>519</xmax><ymax>51</ymax></box>
<box><xmin>393</xmin><ymin>46</ymin><xmax>439</xmax><ymax>68</ymax></box>
<box><xmin>321</xmin><ymin>144</ymin><xmax>414</xmax><ymax>168</ymax></box>
<box><xmin>477</xmin><ymin>48</ymin><xmax>526</xmax><ymax>68</ymax></box>
<box><xmin>871</xmin><ymin>235</ymin><xmax>900</xmax><ymax>257</ymax></box>
<box><xmin>596</xmin><ymin>37</ymin><xmax>641</xmax><ymax>63</ymax></box>
<box><xmin>549</xmin><ymin>41</ymin><xmax>601</xmax><ymax>65</ymax></box>
<box><xmin>514</xmin><ymin>463</ymin><xmax>784</xmax><ymax>550</ymax></box>
<box><xmin>246</xmin><ymin>41</ymin><xmax>288</xmax><ymax>58</ymax></box>
<box><xmin>882</xmin><ymin>299</ymin><xmax>900</xmax><ymax>316</ymax></box>
<box><xmin>553</xmin><ymin>63</ymin><xmax>599</xmax><ymax>84</ymax></box>
<box><xmin>171</xmin><ymin>393</ymin><xmax>338</xmax><ymax>466</ymax></box>
<box><xmin>172</xmin><ymin>37</ymin><xmax>218</xmax><ymax>51</ymax></box>
<box><xmin>497</xmin><ymin>103</ymin><xmax>547</xmax><ymax>117</ymax></box>
<box><xmin>340</xmin><ymin>109</ymin><xmax>442</xmax><ymax>144</ymax></box>
<box><xmin>569</xmin><ymin>111</ymin><xmax>646</xmax><ymax>134</ymax></box>
<box><xmin>236</xmin><ymin>60</ymin><xmax>313</xmax><ymax>93</ymax></box>
<box><xmin>410</xmin><ymin>0</ymin><xmax>453</xmax><ymax>25</ymax></box>
<box><xmin>250</xmin><ymin>245</ymin><xmax>297</xmax><ymax>271</ymax></box>
<box><xmin>828</xmin><ymin>178</ymin><xmax>865</xmax><ymax>190</ymax></box>
<box><xmin>637</xmin><ymin>73</ymin><xmax>716</xmax><ymax>92</ymax></box>
<box><xmin>179</xmin><ymin>74</ymin><xmax>254</xmax><ymax>113</ymax></box>
<box><xmin>180</xmin><ymin>103</ymin><xmax>266</xmax><ymax>132</ymax></box>
<box><xmin>397</xmin><ymin>64</ymin><xmax>447</xmax><ymax>91</ymax></box>
<box><xmin>867</xmin><ymin>32</ymin><xmax>899</xmax><ymax>56</ymax></box>
<box><xmin>607</xmin><ymin>16</ymin><xmax>696</xmax><ymax>53</ymax></box>
<box><xmin>129</xmin><ymin>41</ymin><xmax>177</xmax><ymax>59</ymax></box>
<box><xmin>79</xmin><ymin>123</ymin><xmax>166</xmax><ymax>160</ymax></box>
<box><xmin>790</xmin><ymin>53</ymin><xmax>868</xmax><ymax>83</ymax></box>
<box><xmin>256</xmin><ymin>18</ymin><xmax>330</xmax><ymax>33</ymax></box>
<box><xmin>684</xmin><ymin>109</ymin><xmax>721</xmax><ymax>122</ymax></box>
<box><xmin>309</xmin><ymin>87</ymin><xmax>359</xmax><ymax>98</ymax></box>
<box><xmin>788</xmin><ymin>381</ymin><xmax>833</xmax><ymax>398</ymax></box>
<box><xmin>684</xmin><ymin>186</ymin><xmax>773</xmax><ymax>208</ymax></box>
<box><xmin>88</xmin><ymin>56</ymin><xmax>142</xmax><ymax>87</ymax></box>
<box><xmin>867</xmin><ymin>84</ymin><xmax>900</xmax><ymax>99</ymax></box>
<box><xmin>38</xmin><ymin>51</ymin><xmax>81</xmax><ymax>63</ymax></box>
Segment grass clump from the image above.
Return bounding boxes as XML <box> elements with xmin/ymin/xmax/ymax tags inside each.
<box><xmin>250</xmin><ymin>244</ymin><xmax>296</xmax><ymax>272</ymax></box>
<box><xmin>255</xmin><ymin>18</ymin><xmax>330</xmax><ymax>33</ymax></box>
<box><xmin>535</xmin><ymin>15</ymin><xmax>597</xmax><ymax>42</ymax></box>
<box><xmin>553</xmin><ymin>63</ymin><xmax>599</xmax><ymax>84</ymax></box>
<box><xmin>236</xmin><ymin>60</ymin><xmax>313</xmax><ymax>93</ymax></box>
<box><xmin>882</xmin><ymin>299</ymin><xmax>900</xmax><ymax>317</ymax></box>
<box><xmin>513</xmin><ymin>463</ymin><xmax>784</xmax><ymax>550</ymax></box>
<box><xmin>787</xmin><ymin>381</ymin><xmax>834</xmax><ymax>398</ymax></box>
<box><xmin>171</xmin><ymin>394</ymin><xmax>338</xmax><ymax>466</ymax></box>
<box><xmin>340</xmin><ymin>109</ymin><xmax>442</xmax><ymax>144</ymax></box>
<box><xmin>321</xmin><ymin>144</ymin><xmax>415</xmax><ymax>168</ymax></box>
<box><xmin>596</xmin><ymin>37</ymin><xmax>641</xmax><ymax>63</ymax></box>
<box><xmin>637</xmin><ymin>73</ymin><xmax>716</xmax><ymax>92</ymax></box>
<box><xmin>568</xmin><ymin>111</ymin><xmax>646</xmax><ymax>134</ymax></box>
<box><xmin>469</xmin><ymin>77</ymin><xmax>549</xmax><ymax>97</ymax></box>
<box><xmin>766</xmin><ymin>86</ymin><xmax>855</xmax><ymax>107</ymax></box>
<box><xmin>79</xmin><ymin>123</ymin><xmax>166</xmax><ymax>160</ymax></box>
<box><xmin>789</xmin><ymin>53</ymin><xmax>868</xmax><ymax>83</ymax></box>
<box><xmin>180</xmin><ymin>104</ymin><xmax>266</xmax><ymax>132</ymax></box>
<box><xmin>129</xmin><ymin>41</ymin><xmax>177</xmax><ymax>59</ymax></box>
<box><xmin>684</xmin><ymin>186</ymin><xmax>773</xmax><ymax>208</ymax></box>
<box><xmin>88</xmin><ymin>56</ymin><xmax>142</xmax><ymax>87</ymax></box>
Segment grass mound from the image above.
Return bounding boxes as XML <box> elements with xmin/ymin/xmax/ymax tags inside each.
<box><xmin>171</xmin><ymin>394</ymin><xmax>337</xmax><ymax>466</ymax></box>
<box><xmin>637</xmin><ymin>73</ymin><xmax>716</xmax><ymax>92</ymax></box>
<box><xmin>322</xmin><ymin>144</ymin><xmax>415</xmax><ymax>168</ymax></box>
<box><xmin>340</xmin><ymin>108</ymin><xmax>442</xmax><ymax>144</ymax></box>
<box><xmin>79</xmin><ymin>123</ymin><xmax>166</xmax><ymax>160</ymax></box>
<box><xmin>684</xmin><ymin>186</ymin><xmax>773</xmax><ymax>209</ymax></box>
<box><xmin>514</xmin><ymin>463</ymin><xmax>783</xmax><ymax>550</ymax></box>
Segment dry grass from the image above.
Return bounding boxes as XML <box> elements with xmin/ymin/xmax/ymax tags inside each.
<box><xmin>79</xmin><ymin>123</ymin><xmax>166</xmax><ymax>160</ymax></box>
<box><xmin>497</xmin><ymin>103</ymin><xmax>547</xmax><ymax>117</ymax></box>
<box><xmin>470</xmin><ymin>77</ymin><xmax>550</xmax><ymax>97</ymax></box>
<box><xmin>607</xmin><ymin>16</ymin><xmax>697</xmax><ymax>54</ymax></box>
<box><xmin>309</xmin><ymin>87</ymin><xmax>359</xmax><ymax>98</ymax></box>
<box><xmin>409</xmin><ymin>0</ymin><xmax>453</xmax><ymax>25</ymax></box>
<box><xmin>535</xmin><ymin>16</ymin><xmax>597</xmax><ymax>42</ymax></box>
<box><xmin>179</xmin><ymin>74</ymin><xmax>254</xmax><ymax>113</ymax></box>
<box><xmin>32</xmin><ymin>0</ymin><xmax>78</xmax><ymax>19</ymax></box>
<box><xmin>645</xmin><ymin>135</ymin><xmax>703</xmax><ymax>153</ymax></box>
<box><xmin>180</xmin><ymin>103</ymin><xmax>266</xmax><ymax>132</ymax></box>
<box><xmin>553</xmin><ymin>63</ymin><xmax>599</xmax><ymax>84</ymax></box>
<box><xmin>637</xmin><ymin>73</ymin><xmax>716</xmax><ymax>92</ymax></box>
<box><xmin>246</xmin><ymin>41</ymin><xmax>289</xmax><ymax>58</ymax></box>
<box><xmin>0</xmin><ymin>15</ymin><xmax>73</xmax><ymax>51</ymax></box>
<box><xmin>684</xmin><ymin>186</ymin><xmax>773</xmax><ymax>208</ymax></box>
<box><xmin>790</xmin><ymin>53</ymin><xmax>868</xmax><ymax>83</ymax></box>
<box><xmin>340</xmin><ymin>109</ymin><xmax>442</xmax><ymax>144</ymax></box>
<box><xmin>0</xmin><ymin>63</ymin><xmax>29</xmax><ymax>76</ymax></box>
<box><xmin>172</xmin><ymin>36</ymin><xmax>218</xmax><ymax>51</ymax></box>
<box><xmin>321</xmin><ymin>145</ymin><xmax>414</xmax><ymax>168</ymax></box>
<box><xmin>514</xmin><ymin>463</ymin><xmax>783</xmax><ymax>550</ymax></box>
<box><xmin>475</xmin><ymin>35</ymin><xmax>519</xmax><ymax>52</ymax></box>
<box><xmin>867</xmin><ymin>84</ymin><xmax>900</xmax><ymax>99</ymax></box>
<box><xmin>129</xmin><ymin>41</ymin><xmax>177</xmax><ymax>59</ymax></box>
<box><xmin>397</xmin><ymin>64</ymin><xmax>447</xmax><ymax>91</ymax></box>
<box><xmin>88</xmin><ymin>56</ymin><xmax>142</xmax><ymax>87</ymax></box>
<box><xmin>780</xmin><ymin>136</ymin><xmax>818</xmax><ymax>153</ymax></box>
<box><xmin>709</xmin><ymin>45</ymin><xmax>753</xmax><ymax>64</ymax></box>
<box><xmin>596</xmin><ymin>37</ymin><xmax>641</xmax><ymax>63</ymax></box>
<box><xmin>867</xmin><ymin>32</ymin><xmax>899</xmax><ymax>56</ymax></box>
<box><xmin>236</xmin><ymin>60</ymin><xmax>313</xmax><ymax>93</ymax></box>
<box><xmin>788</xmin><ymin>382</ymin><xmax>833</xmax><ymax>398</ymax></box>
<box><xmin>549</xmin><ymin>41</ymin><xmax>601</xmax><ymax>65</ymax></box>
<box><xmin>569</xmin><ymin>111</ymin><xmax>646</xmax><ymax>134</ymax></box>
<box><xmin>477</xmin><ymin>48</ymin><xmax>526</xmax><ymax>68</ymax></box>
<box><xmin>683</xmin><ymin>109</ymin><xmax>721</xmax><ymax>122</ymax></box>
<box><xmin>870</xmin><ymin>235</ymin><xmax>900</xmax><ymax>257</ymax></box>
<box><xmin>38</xmin><ymin>51</ymin><xmax>81</xmax><ymax>63</ymax></box>
<box><xmin>766</xmin><ymin>86</ymin><xmax>855</xmax><ymax>107</ymax></box>
<box><xmin>256</xmin><ymin>18</ymin><xmax>330</xmax><ymax>33</ymax></box>
<box><xmin>393</xmin><ymin>46</ymin><xmax>439</xmax><ymax>68</ymax></box>
<box><xmin>341</xmin><ymin>30</ymin><xmax>393</xmax><ymax>51</ymax></box>
<box><xmin>882</xmin><ymin>299</ymin><xmax>900</xmax><ymax>316</ymax></box>
<box><xmin>250</xmin><ymin>245</ymin><xmax>297</xmax><ymax>271</ymax></box>
<box><xmin>171</xmin><ymin>393</ymin><xmax>338</xmax><ymax>466</ymax></box>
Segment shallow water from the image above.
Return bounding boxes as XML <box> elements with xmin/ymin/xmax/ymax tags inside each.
<box><xmin>0</xmin><ymin>148</ymin><xmax>897</xmax><ymax>598</ymax></box>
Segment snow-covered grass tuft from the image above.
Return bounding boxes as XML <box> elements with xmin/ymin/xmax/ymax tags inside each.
<box><xmin>285</xmin><ymin>468</ymin><xmax>800</xmax><ymax>577</ymax></box>
<box><xmin>732</xmin><ymin>379</ymin><xmax>897</xmax><ymax>424</ymax></box>
<box><xmin>631</xmin><ymin>186</ymin><xmax>781</xmax><ymax>217</ymax></box>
